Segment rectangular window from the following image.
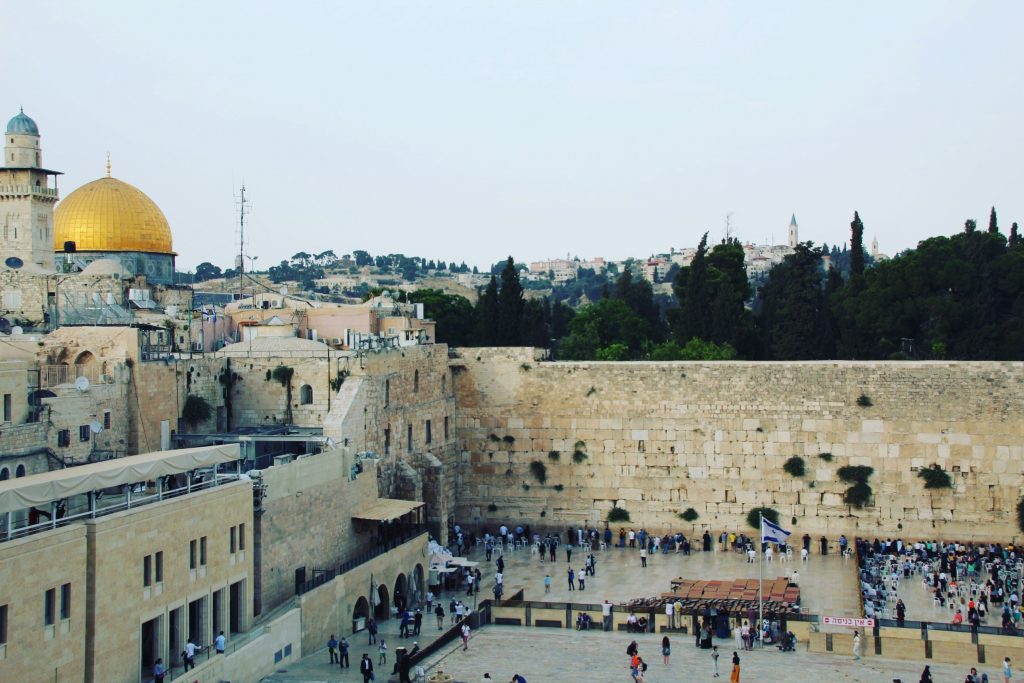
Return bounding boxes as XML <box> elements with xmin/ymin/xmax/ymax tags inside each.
<box><xmin>444</xmin><ymin>416</ymin><xmax>449</xmax><ymax>440</ymax></box>
<box><xmin>57</xmin><ymin>429</ymin><xmax>70</xmax><ymax>448</ymax></box>
<box><xmin>44</xmin><ymin>588</ymin><xmax>55</xmax><ymax>626</ymax></box>
<box><xmin>384</xmin><ymin>428</ymin><xmax>391</xmax><ymax>455</ymax></box>
<box><xmin>230</xmin><ymin>527</ymin><xmax>237</xmax><ymax>554</ymax></box>
<box><xmin>103</xmin><ymin>411</ymin><xmax>111</xmax><ymax>429</ymax></box>
<box><xmin>155</xmin><ymin>551</ymin><xmax>163</xmax><ymax>582</ymax></box>
<box><xmin>60</xmin><ymin>583</ymin><xmax>70</xmax><ymax>620</ymax></box>
<box><xmin>143</xmin><ymin>555</ymin><xmax>152</xmax><ymax>587</ymax></box>
<box><xmin>189</xmin><ymin>540</ymin><xmax>197</xmax><ymax>570</ymax></box>
<box><xmin>425</xmin><ymin>419</ymin><xmax>432</xmax><ymax>445</ymax></box>
<box><xmin>3</xmin><ymin>393</ymin><xmax>10</xmax><ymax>422</ymax></box>
<box><xmin>200</xmin><ymin>536</ymin><xmax>207</xmax><ymax>566</ymax></box>
<box><xmin>79</xmin><ymin>425</ymin><xmax>90</xmax><ymax>442</ymax></box>
<box><xmin>0</xmin><ymin>604</ymin><xmax>7</xmax><ymax>645</ymax></box>
<box><xmin>1</xmin><ymin>290</ymin><xmax>22</xmax><ymax>309</ymax></box>
<box><xmin>238</xmin><ymin>523</ymin><xmax>246</xmax><ymax>551</ymax></box>
<box><xmin>407</xmin><ymin>424</ymin><xmax>413</xmax><ymax>453</ymax></box>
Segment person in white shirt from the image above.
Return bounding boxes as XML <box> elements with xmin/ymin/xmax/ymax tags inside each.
<box><xmin>214</xmin><ymin>631</ymin><xmax>225</xmax><ymax>654</ymax></box>
<box><xmin>666</xmin><ymin>600</ymin><xmax>675</xmax><ymax>628</ymax></box>
<box><xmin>184</xmin><ymin>639</ymin><xmax>197</xmax><ymax>670</ymax></box>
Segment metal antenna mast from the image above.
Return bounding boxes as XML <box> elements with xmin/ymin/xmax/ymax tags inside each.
<box><xmin>236</xmin><ymin>185</ymin><xmax>248</xmax><ymax>298</ymax></box>
<box><xmin>725</xmin><ymin>212</ymin><xmax>734</xmax><ymax>241</ymax></box>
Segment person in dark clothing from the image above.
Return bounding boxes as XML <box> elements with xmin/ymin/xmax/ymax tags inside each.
<box><xmin>414</xmin><ymin>609</ymin><xmax>423</xmax><ymax>635</ymax></box>
<box><xmin>360</xmin><ymin>653</ymin><xmax>374</xmax><ymax>683</ymax></box>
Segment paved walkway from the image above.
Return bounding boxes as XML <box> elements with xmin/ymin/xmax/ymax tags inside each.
<box><xmin>265</xmin><ymin>625</ymin><xmax>986</xmax><ymax>683</ymax></box>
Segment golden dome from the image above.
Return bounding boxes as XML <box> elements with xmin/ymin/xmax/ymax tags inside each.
<box><xmin>54</xmin><ymin>176</ymin><xmax>174</xmax><ymax>254</ymax></box>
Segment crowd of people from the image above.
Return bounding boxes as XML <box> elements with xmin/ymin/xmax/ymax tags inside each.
<box><xmin>857</xmin><ymin>537</ymin><xmax>1024</xmax><ymax>633</ymax></box>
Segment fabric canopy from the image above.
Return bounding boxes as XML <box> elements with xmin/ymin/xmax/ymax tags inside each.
<box><xmin>0</xmin><ymin>444</ymin><xmax>240</xmax><ymax>513</ymax></box>
<box><xmin>352</xmin><ymin>498</ymin><xmax>424</xmax><ymax>521</ymax></box>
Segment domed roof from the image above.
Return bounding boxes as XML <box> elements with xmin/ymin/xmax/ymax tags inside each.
<box><xmin>6</xmin><ymin>109</ymin><xmax>38</xmax><ymax>135</ymax></box>
<box><xmin>54</xmin><ymin>176</ymin><xmax>174</xmax><ymax>254</ymax></box>
<box><xmin>80</xmin><ymin>258</ymin><xmax>130</xmax><ymax>277</ymax></box>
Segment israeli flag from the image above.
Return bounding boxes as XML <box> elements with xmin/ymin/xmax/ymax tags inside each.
<box><xmin>761</xmin><ymin>518</ymin><xmax>791</xmax><ymax>545</ymax></box>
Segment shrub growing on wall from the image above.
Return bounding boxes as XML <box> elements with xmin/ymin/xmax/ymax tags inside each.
<box><xmin>1017</xmin><ymin>498</ymin><xmax>1024</xmax><ymax>535</ymax></box>
<box><xmin>838</xmin><ymin>465</ymin><xmax>875</xmax><ymax>508</ymax></box>
<box><xmin>783</xmin><ymin>456</ymin><xmax>806</xmax><ymax>477</ymax></box>
<box><xmin>182</xmin><ymin>395</ymin><xmax>212</xmax><ymax>427</ymax></box>
<box><xmin>746</xmin><ymin>506</ymin><xmax>780</xmax><ymax>529</ymax></box>
<box><xmin>529</xmin><ymin>460</ymin><xmax>547</xmax><ymax>484</ymax></box>
<box><xmin>548</xmin><ymin>450</ymin><xmax>561</xmax><ymax>462</ymax></box>
<box><xmin>918</xmin><ymin>464</ymin><xmax>953</xmax><ymax>489</ymax></box>
<box><xmin>679</xmin><ymin>508</ymin><xmax>699</xmax><ymax>522</ymax></box>
<box><xmin>608</xmin><ymin>506</ymin><xmax>630</xmax><ymax>523</ymax></box>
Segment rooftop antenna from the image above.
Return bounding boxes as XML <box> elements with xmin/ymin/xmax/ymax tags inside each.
<box><xmin>235</xmin><ymin>185</ymin><xmax>249</xmax><ymax>299</ymax></box>
<box><xmin>725</xmin><ymin>212</ymin><xmax>734</xmax><ymax>242</ymax></box>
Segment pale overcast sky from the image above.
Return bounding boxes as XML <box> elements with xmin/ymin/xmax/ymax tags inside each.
<box><xmin>5</xmin><ymin>1</ymin><xmax>1022</xmax><ymax>271</ymax></box>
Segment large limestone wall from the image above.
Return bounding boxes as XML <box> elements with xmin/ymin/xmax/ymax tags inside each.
<box><xmin>452</xmin><ymin>349</ymin><xmax>1024</xmax><ymax>541</ymax></box>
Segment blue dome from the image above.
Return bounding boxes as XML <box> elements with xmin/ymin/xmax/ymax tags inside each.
<box><xmin>6</xmin><ymin>109</ymin><xmax>39</xmax><ymax>135</ymax></box>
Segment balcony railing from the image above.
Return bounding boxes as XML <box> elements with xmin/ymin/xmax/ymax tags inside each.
<box><xmin>0</xmin><ymin>184</ymin><xmax>58</xmax><ymax>198</ymax></box>
<box><xmin>39</xmin><ymin>363</ymin><xmax>113</xmax><ymax>389</ymax></box>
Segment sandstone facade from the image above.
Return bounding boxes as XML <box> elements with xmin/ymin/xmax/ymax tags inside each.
<box><xmin>452</xmin><ymin>349</ymin><xmax>1024</xmax><ymax>541</ymax></box>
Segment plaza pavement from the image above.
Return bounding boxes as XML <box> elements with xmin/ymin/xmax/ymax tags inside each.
<box><xmin>262</xmin><ymin>540</ymin><xmax>950</xmax><ymax>682</ymax></box>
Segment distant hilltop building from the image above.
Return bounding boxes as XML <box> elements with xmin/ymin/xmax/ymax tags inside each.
<box><xmin>528</xmin><ymin>256</ymin><xmax>605</xmax><ymax>282</ymax></box>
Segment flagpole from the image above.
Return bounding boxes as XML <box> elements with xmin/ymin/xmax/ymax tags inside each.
<box><xmin>758</xmin><ymin>511</ymin><xmax>763</xmax><ymax>649</ymax></box>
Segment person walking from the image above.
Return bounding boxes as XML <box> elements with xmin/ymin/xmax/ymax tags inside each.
<box><xmin>568</xmin><ymin>567</ymin><xmax>576</xmax><ymax>590</ymax></box>
<box><xmin>435</xmin><ymin>603</ymin><xmax>445</xmax><ymax>630</ymax></box>
<box><xmin>662</xmin><ymin>635</ymin><xmax>671</xmax><ymax>665</ymax></box>
<box><xmin>544</xmin><ymin>574</ymin><xmax>552</xmax><ymax>593</ymax></box>
<box><xmin>359</xmin><ymin>653</ymin><xmax>374</xmax><ymax>683</ymax></box>
<box><xmin>367</xmin><ymin>617</ymin><xmax>378</xmax><ymax>644</ymax></box>
<box><xmin>183</xmin><ymin>638</ymin><xmax>197</xmax><ymax>671</ymax></box>
<box><xmin>567</xmin><ymin>544</ymin><xmax>573</xmax><ymax>563</ymax></box>
<box><xmin>712</xmin><ymin>645</ymin><xmax>720</xmax><ymax>677</ymax></box>
<box><xmin>730</xmin><ymin>651</ymin><xmax>740</xmax><ymax>683</ymax></box>
<box><xmin>414</xmin><ymin>609</ymin><xmax>423</xmax><ymax>636</ymax></box>
<box><xmin>339</xmin><ymin>637</ymin><xmax>350</xmax><ymax>668</ymax></box>
<box><xmin>378</xmin><ymin>639</ymin><xmax>387</xmax><ymax>665</ymax></box>
<box><xmin>578</xmin><ymin>566</ymin><xmax>586</xmax><ymax>591</ymax></box>
<box><xmin>640</xmin><ymin>546</ymin><xmax>648</xmax><ymax>568</ymax></box>
<box><xmin>1004</xmin><ymin>657</ymin><xmax>1013</xmax><ymax>683</ymax></box>
<box><xmin>461</xmin><ymin>623</ymin><xmax>471</xmax><ymax>651</ymax></box>
<box><xmin>853</xmin><ymin>630</ymin><xmax>861</xmax><ymax>660</ymax></box>
<box><xmin>327</xmin><ymin>634</ymin><xmax>339</xmax><ymax>665</ymax></box>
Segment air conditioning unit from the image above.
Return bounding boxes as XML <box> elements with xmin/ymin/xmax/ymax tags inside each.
<box><xmin>331</xmin><ymin>338</ymin><xmax>342</xmax><ymax>345</ymax></box>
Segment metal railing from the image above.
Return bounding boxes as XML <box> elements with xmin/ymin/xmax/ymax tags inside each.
<box><xmin>39</xmin><ymin>363</ymin><xmax>112</xmax><ymax>389</ymax></box>
<box><xmin>0</xmin><ymin>184</ymin><xmax>58</xmax><ymax>198</ymax></box>
<box><xmin>877</xmin><ymin>617</ymin><xmax>1023</xmax><ymax>639</ymax></box>
<box><xmin>295</xmin><ymin>528</ymin><xmax>428</xmax><ymax>595</ymax></box>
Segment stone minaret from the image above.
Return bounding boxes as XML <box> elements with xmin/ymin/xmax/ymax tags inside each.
<box><xmin>1</xmin><ymin>109</ymin><xmax>62</xmax><ymax>268</ymax></box>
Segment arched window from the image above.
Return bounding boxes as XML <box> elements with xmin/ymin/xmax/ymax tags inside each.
<box><xmin>15</xmin><ymin>464</ymin><xmax>26</xmax><ymax>478</ymax></box>
<box><xmin>299</xmin><ymin>384</ymin><xmax>313</xmax><ymax>405</ymax></box>
<box><xmin>0</xmin><ymin>467</ymin><xmax>9</xmax><ymax>481</ymax></box>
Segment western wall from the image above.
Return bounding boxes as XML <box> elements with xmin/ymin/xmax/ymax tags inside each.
<box><xmin>451</xmin><ymin>348</ymin><xmax>1024</xmax><ymax>541</ymax></box>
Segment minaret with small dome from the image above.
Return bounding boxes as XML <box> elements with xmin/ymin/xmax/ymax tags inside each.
<box><xmin>1</xmin><ymin>108</ymin><xmax>63</xmax><ymax>268</ymax></box>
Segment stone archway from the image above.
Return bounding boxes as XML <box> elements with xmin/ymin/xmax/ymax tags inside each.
<box><xmin>393</xmin><ymin>573</ymin><xmax>408</xmax><ymax>612</ymax></box>
<box><xmin>353</xmin><ymin>595</ymin><xmax>370</xmax><ymax>631</ymax></box>
<box><xmin>374</xmin><ymin>584</ymin><xmax>390</xmax><ymax>621</ymax></box>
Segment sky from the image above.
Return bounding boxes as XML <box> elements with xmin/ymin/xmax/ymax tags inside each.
<box><xmin>4</xmin><ymin>1</ymin><xmax>1023</xmax><ymax>272</ymax></box>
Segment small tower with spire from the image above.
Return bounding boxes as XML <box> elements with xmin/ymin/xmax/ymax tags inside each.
<box><xmin>1</xmin><ymin>109</ymin><xmax>62</xmax><ymax>268</ymax></box>
<box><xmin>788</xmin><ymin>213</ymin><xmax>799</xmax><ymax>249</ymax></box>
<box><xmin>871</xmin><ymin>235</ymin><xmax>879</xmax><ymax>259</ymax></box>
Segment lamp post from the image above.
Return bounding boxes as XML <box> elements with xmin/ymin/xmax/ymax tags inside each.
<box><xmin>244</xmin><ymin>255</ymin><xmax>259</xmax><ymax>306</ymax></box>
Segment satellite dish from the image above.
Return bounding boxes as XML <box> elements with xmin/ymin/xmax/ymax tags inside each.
<box><xmin>279</xmin><ymin>286</ymin><xmax>287</xmax><ymax>296</ymax></box>
<box><xmin>10</xmin><ymin>326</ymin><xmax>23</xmax><ymax>335</ymax></box>
<box><xmin>74</xmin><ymin>376</ymin><xmax>90</xmax><ymax>392</ymax></box>
<box><xmin>89</xmin><ymin>421</ymin><xmax>103</xmax><ymax>434</ymax></box>
<box><xmin>4</xmin><ymin>256</ymin><xmax>23</xmax><ymax>269</ymax></box>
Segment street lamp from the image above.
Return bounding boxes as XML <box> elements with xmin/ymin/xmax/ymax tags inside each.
<box><xmin>244</xmin><ymin>255</ymin><xmax>259</xmax><ymax>305</ymax></box>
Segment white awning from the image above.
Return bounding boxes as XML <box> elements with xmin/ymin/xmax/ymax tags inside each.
<box><xmin>352</xmin><ymin>498</ymin><xmax>424</xmax><ymax>522</ymax></box>
<box><xmin>0</xmin><ymin>444</ymin><xmax>240</xmax><ymax>513</ymax></box>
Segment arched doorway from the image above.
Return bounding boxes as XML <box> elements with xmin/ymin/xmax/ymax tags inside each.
<box><xmin>374</xmin><ymin>585</ymin><xmax>390</xmax><ymax>621</ymax></box>
<box><xmin>74</xmin><ymin>350</ymin><xmax>95</xmax><ymax>368</ymax></box>
<box><xmin>353</xmin><ymin>596</ymin><xmax>370</xmax><ymax>631</ymax></box>
<box><xmin>393</xmin><ymin>573</ymin><xmax>408</xmax><ymax>612</ymax></box>
<box><xmin>412</xmin><ymin>564</ymin><xmax>425</xmax><ymax>606</ymax></box>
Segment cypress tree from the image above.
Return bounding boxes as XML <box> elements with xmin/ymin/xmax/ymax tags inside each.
<box><xmin>989</xmin><ymin>207</ymin><xmax>999</xmax><ymax>234</ymax></box>
<box><xmin>850</xmin><ymin>212</ymin><xmax>865</xmax><ymax>277</ymax></box>
<box><xmin>1011</xmin><ymin>222</ymin><xmax>1020</xmax><ymax>247</ymax></box>
<box><xmin>496</xmin><ymin>257</ymin><xmax>524</xmax><ymax>345</ymax></box>
<box><xmin>473</xmin><ymin>276</ymin><xmax>498</xmax><ymax>345</ymax></box>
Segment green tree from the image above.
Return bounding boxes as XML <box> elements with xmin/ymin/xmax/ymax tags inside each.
<box><xmin>408</xmin><ymin>289</ymin><xmax>475</xmax><ymax>346</ymax></box>
<box><xmin>473</xmin><ymin>276</ymin><xmax>499</xmax><ymax>345</ymax></box>
<box><xmin>964</xmin><ymin>218</ymin><xmax>977</xmax><ymax>234</ymax></box>
<box><xmin>353</xmin><ymin>250</ymin><xmax>373</xmax><ymax>267</ymax></box>
<box><xmin>648</xmin><ymin>338</ymin><xmax>736</xmax><ymax>360</ymax></box>
<box><xmin>496</xmin><ymin>257</ymin><xmax>524</xmax><ymax>345</ymax></box>
<box><xmin>558</xmin><ymin>299</ymin><xmax>647</xmax><ymax>360</ymax></box>
<box><xmin>674</xmin><ymin>233</ymin><xmax>711</xmax><ymax>342</ymax></box>
<box><xmin>194</xmin><ymin>262</ymin><xmax>223</xmax><ymax>282</ymax></box>
<box><xmin>520</xmin><ymin>298</ymin><xmax>551</xmax><ymax>348</ymax></box>
<box><xmin>758</xmin><ymin>243</ymin><xmax>829</xmax><ymax>359</ymax></box>
<box><xmin>850</xmin><ymin>211</ymin><xmax>865</xmax><ymax>278</ymax></box>
<box><xmin>989</xmin><ymin>207</ymin><xmax>999</xmax><ymax>234</ymax></box>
